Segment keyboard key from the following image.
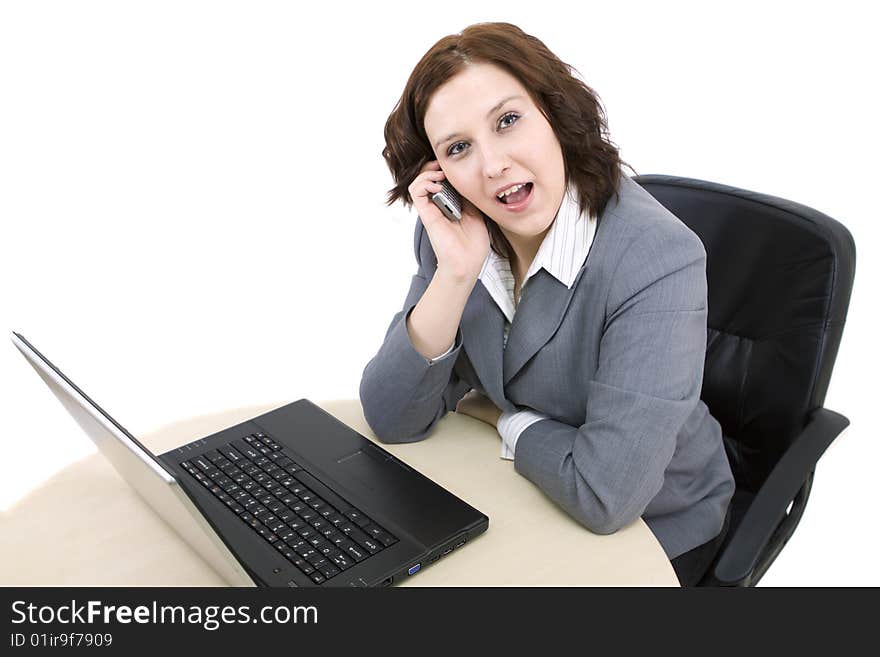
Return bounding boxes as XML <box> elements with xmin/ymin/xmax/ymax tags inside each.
<box><xmin>299</xmin><ymin>509</ymin><xmax>318</xmax><ymax>522</ymax></box>
<box><xmin>287</xmin><ymin>519</ymin><xmax>306</xmax><ymax>532</ymax></box>
<box><xmin>330</xmin><ymin>552</ymin><xmax>354</xmax><ymax>570</ymax></box>
<box><xmin>218</xmin><ymin>461</ymin><xmax>237</xmax><ymax>474</ymax></box>
<box><xmin>309</xmin><ymin>555</ymin><xmax>329</xmax><ymax>570</ymax></box>
<box><xmin>316</xmin><ymin>561</ymin><xmax>340</xmax><ymax>579</ymax></box>
<box><xmin>352</xmin><ymin>515</ymin><xmax>371</xmax><ymax>529</ymax></box>
<box><xmin>193</xmin><ymin>457</ymin><xmax>213</xmax><ymax>472</ymax></box>
<box><xmin>313</xmin><ymin>538</ymin><xmax>333</xmax><ymax>552</ymax></box>
<box><xmin>375</xmin><ymin>530</ymin><xmax>397</xmax><ymax>547</ymax></box>
<box><xmin>220</xmin><ymin>446</ymin><xmax>244</xmax><ymax>463</ymax></box>
<box><xmin>361</xmin><ymin>537</ymin><xmax>382</xmax><ymax>554</ymax></box>
<box><xmin>298</xmin><ymin>527</ymin><xmax>317</xmax><ymax>541</ymax></box>
<box><xmin>345</xmin><ymin>544</ymin><xmax>367</xmax><ymax>562</ymax></box>
<box><xmin>344</xmin><ymin>509</ymin><xmax>369</xmax><ymax>524</ymax></box>
<box><xmin>294</xmin><ymin>558</ymin><xmax>314</xmax><ymax>574</ymax></box>
<box><xmin>327</xmin><ymin>513</ymin><xmax>346</xmax><ymax>527</ymax></box>
<box><xmin>347</xmin><ymin>528</ymin><xmax>374</xmax><ymax>549</ymax></box>
<box><xmin>309</xmin><ymin>572</ymin><xmax>326</xmax><ymax>584</ymax></box>
<box><xmin>363</xmin><ymin>523</ymin><xmax>385</xmax><ymax>540</ymax></box>
<box><xmin>338</xmin><ymin>520</ymin><xmax>358</xmax><ymax>535</ymax></box>
<box><xmin>231</xmin><ymin>440</ymin><xmax>261</xmax><ymax>460</ymax></box>
<box><xmin>333</xmin><ymin>535</ymin><xmax>355</xmax><ymax>549</ymax></box>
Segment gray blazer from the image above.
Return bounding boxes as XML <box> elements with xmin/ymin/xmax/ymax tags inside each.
<box><xmin>360</xmin><ymin>173</ymin><xmax>735</xmax><ymax>560</ymax></box>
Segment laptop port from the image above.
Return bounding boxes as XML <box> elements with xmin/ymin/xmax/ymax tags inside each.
<box><xmin>408</xmin><ymin>564</ymin><xmax>421</xmax><ymax>575</ymax></box>
<box><xmin>381</xmin><ymin>576</ymin><xmax>393</xmax><ymax>587</ymax></box>
<box><xmin>441</xmin><ymin>547</ymin><xmax>453</xmax><ymax>556</ymax></box>
<box><xmin>455</xmin><ymin>539</ymin><xmax>466</xmax><ymax>549</ymax></box>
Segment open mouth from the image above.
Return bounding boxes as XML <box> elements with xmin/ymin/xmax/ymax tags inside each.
<box><xmin>496</xmin><ymin>182</ymin><xmax>533</xmax><ymax>205</ymax></box>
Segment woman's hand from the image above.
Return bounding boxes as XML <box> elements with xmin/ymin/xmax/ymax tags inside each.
<box><xmin>408</xmin><ymin>159</ymin><xmax>490</xmax><ymax>284</ymax></box>
<box><xmin>455</xmin><ymin>389</ymin><xmax>502</xmax><ymax>428</ymax></box>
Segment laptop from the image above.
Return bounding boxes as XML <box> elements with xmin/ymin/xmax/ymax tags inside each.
<box><xmin>11</xmin><ymin>332</ymin><xmax>489</xmax><ymax>587</ymax></box>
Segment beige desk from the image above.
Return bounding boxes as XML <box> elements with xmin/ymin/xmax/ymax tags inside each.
<box><xmin>1</xmin><ymin>399</ymin><xmax>679</xmax><ymax>586</ymax></box>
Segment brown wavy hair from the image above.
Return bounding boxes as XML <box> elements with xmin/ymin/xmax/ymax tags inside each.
<box><xmin>382</xmin><ymin>21</ymin><xmax>637</xmax><ymax>259</ymax></box>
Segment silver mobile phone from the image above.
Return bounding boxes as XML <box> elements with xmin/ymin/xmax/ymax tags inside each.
<box><xmin>431</xmin><ymin>178</ymin><xmax>462</xmax><ymax>221</ymax></box>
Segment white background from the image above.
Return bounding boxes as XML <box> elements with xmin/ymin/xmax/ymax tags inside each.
<box><xmin>2</xmin><ymin>1</ymin><xmax>877</xmax><ymax>586</ymax></box>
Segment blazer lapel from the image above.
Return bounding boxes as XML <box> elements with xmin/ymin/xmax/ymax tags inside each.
<box><xmin>460</xmin><ymin>281</ymin><xmax>508</xmax><ymax>406</ymax></box>
<box><xmin>502</xmin><ymin>264</ymin><xmax>590</xmax><ymax>386</ymax></box>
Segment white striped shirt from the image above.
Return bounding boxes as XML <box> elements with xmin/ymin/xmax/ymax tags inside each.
<box><xmin>431</xmin><ymin>180</ymin><xmax>597</xmax><ymax>460</ymax></box>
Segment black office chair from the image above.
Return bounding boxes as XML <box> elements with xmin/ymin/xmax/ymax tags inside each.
<box><xmin>633</xmin><ymin>174</ymin><xmax>856</xmax><ymax>586</ymax></box>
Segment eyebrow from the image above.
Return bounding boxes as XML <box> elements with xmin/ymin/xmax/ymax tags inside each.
<box><xmin>434</xmin><ymin>94</ymin><xmax>525</xmax><ymax>150</ymax></box>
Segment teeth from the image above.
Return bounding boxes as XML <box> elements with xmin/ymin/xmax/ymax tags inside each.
<box><xmin>497</xmin><ymin>183</ymin><xmax>528</xmax><ymax>199</ymax></box>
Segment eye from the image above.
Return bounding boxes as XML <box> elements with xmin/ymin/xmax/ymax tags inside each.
<box><xmin>446</xmin><ymin>112</ymin><xmax>521</xmax><ymax>157</ymax></box>
<box><xmin>498</xmin><ymin>111</ymin><xmax>520</xmax><ymax>129</ymax></box>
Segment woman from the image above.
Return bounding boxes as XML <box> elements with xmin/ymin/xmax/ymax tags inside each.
<box><xmin>359</xmin><ymin>22</ymin><xmax>735</xmax><ymax>586</ymax></box>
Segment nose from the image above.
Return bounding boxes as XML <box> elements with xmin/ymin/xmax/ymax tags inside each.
<box><xmin>481</xmin><ymin>145</ymin><xmax>511</xmax><ymax>183</ymax></box>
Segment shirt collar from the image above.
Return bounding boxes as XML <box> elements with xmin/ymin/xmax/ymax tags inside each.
<box><xmin>479</xmin><ymin>179</ymin><xmax>596</xmax><ymax>291</ymax></box>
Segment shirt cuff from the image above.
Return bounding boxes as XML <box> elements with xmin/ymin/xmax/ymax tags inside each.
<box><xmin>427</xmin><ymin>341</ymin><xmax>457</xmax><ymax>365</ymax></box>
<box><xmin>497</xmin><ymin>408</ymin><xmax>550</xmax><ymax>461</ymax></box>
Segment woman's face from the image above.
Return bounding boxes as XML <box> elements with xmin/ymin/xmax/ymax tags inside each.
<box><xmin>423</xmin><ymin>62</ymin><xmax>566</xmax><ymax>253</ymax></box>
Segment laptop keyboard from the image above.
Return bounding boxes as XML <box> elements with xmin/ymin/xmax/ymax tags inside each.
<box><xmin>180</xmin><ymin>431</ymin><xmax>398</xmax><ymax>585</ymax></box>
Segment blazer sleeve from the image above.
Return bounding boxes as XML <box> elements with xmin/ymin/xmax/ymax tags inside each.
<box><xmin>359</xmin><ymin>217</ymin><xmax>473</xmax><ymax>443</ymax></box>
<box><xmin>512</xmin><ymin>221</ymin><xmax>709</xmax><ymax>535</ymax></box>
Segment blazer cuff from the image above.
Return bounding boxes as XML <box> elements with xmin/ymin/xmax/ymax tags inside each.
<box><xmin>377</xmin><ymin>304</ymin><xmax>462</xmax><ymax>402</ymax></box>
<box><xmin>498</xmin><ymin>408</ymin><xmax>551</xmax><ymax>461</ymax></box>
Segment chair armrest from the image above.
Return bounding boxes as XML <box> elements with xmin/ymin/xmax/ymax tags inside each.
<box><xmin>712</xmin><ymin>407</ymin><xmax>850</xmax><ymax>586</ymax></box>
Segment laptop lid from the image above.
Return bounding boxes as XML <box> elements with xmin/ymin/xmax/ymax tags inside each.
<box><xmin>10</xmin><ymin>331</ymin><xmax>256</xmax><ymax>586</ymax></box>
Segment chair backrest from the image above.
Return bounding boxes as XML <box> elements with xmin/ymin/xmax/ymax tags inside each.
<box><xmin>633</xmin><ymin>175</ymin><xmax>855</xmax><ymax>492</ymax></box>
